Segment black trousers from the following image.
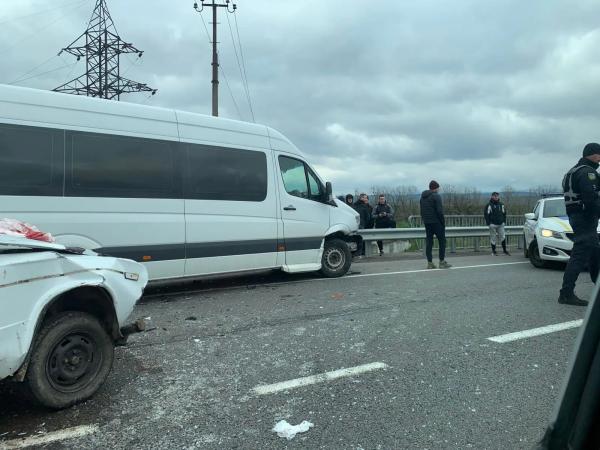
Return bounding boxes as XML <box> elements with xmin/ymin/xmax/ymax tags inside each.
<box><xmin>561</xmin><ymin>214</ymin><xmax>600</xmax><ymax>296</ymax></box>
<box><xmin>425</xmin><ymin>223</ymin><xmax>446</xmax><ymax>262</ymax></box>
<box><xmin>375</xmin><ymin>219</ymin><xmax>395</xmax><ymax>252</ymax></box>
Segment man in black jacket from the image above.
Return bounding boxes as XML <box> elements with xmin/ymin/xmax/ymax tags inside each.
<box><xmin>354</xmin><ymin>193</ymin><xmax>373</xmax><ymax>256</ymax></box>
<box><xmin>484</xmin><ymin>192</ymin><xmax>509</xmax><ymax>255</ymax></box>
<box><xmin>373</xmin><ymin>194</ymin><xmax>395</xmax><ymax>256</ymax></box>
<box><xmin>420</xmin><ymin>180</ymin><xmax>451</xmax><ymax>269</ymax></box>
<box><xmin>558</xmin><ymin>143</ymin><xmax>600</xmax><ymax>306</ymax></box>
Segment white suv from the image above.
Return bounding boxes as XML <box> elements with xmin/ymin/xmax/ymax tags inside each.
<box><xmin>0</xmin><ymin>236</ymin><xmax>148</xmax><ymax>409</ymax></box>
<box><xmin>523</xmin><ymin>196</ymin><xmax>600</xmax><ymax>268</ymax></box>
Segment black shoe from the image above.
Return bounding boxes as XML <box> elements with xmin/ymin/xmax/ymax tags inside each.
<box><xmin>558</xmin><ymin>293</ymin><xmax>589</xmax><ymax>306</ymax></box>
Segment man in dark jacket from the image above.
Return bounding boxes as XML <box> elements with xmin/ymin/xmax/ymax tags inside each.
<box><xmin>373</xmin><ymin>194</ymin><xmax>395</xmax><ymax>256</ymax></box>
<box><xmin>420</xmin><ymin>180</ymin><xmax>451</xmax><ymax>269</ymax></box>
<box><xmin>354</xmin><ymin>193</ymin><xmax>373</xmax><ymax>256</ymax></box>
<box><xmin>558</xmin><ymin>143</ymin><xmax>600</xmax><ymax>306</ymax></box>
<box><xmin>484</xmin><ymin>192</ymin><xmax>509</xmax><ymax>256</ymax></box>
<box><xmin>345</xmin><ymin>194</ymin><xmax>354</xmax><ymax>208</ymax></box>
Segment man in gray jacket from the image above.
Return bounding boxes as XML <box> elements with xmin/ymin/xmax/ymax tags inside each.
<box><xmin>420</xmin><ymin>180</ymin><xmax>451</xmax><ymax>269</ymax></box>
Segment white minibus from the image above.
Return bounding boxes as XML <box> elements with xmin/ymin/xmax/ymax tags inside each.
<box><xmin>0</xmin><ymin>85</ymin><xmax>361</xmax><ymax>282</ymax></box>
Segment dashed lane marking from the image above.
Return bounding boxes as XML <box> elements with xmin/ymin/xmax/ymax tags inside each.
<box><xmin>1</xmin><ymin>425</ymin><xmax>98</xmax><ymax>449</ymax></box>
<box><xmin>252</xmin><ymin>362</ymin><xmax>388</xmax><ymax>395</ymax></box>
<box><xmin>487</xmin><ymin>319</ymin><xmax>583</xmax><ymax>343</ymax></box>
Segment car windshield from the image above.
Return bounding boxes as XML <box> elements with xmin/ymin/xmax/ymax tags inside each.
<box><xmin>543</xmin><ymin>199</ymin><xmax>567</xmax><ymax>218</ymax></box>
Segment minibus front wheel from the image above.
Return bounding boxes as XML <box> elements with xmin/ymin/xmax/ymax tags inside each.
<box><xmin>320</xmin><ymin>238</ymin><xmax>351</xmax><ymax>278</ymax></box>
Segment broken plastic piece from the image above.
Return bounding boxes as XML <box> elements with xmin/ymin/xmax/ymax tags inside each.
<box><xmin>272</xmin><ymin>420</ymin><xmax>314</xmax><ymax>440</ymax></box>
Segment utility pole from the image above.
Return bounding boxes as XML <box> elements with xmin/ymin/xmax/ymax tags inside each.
<box><xmin>193</xmin><ymin>0</ymin><xmax>236</xmax><ymax>117</ymax></box>
<box><xmin>54</xmin><ymin>0</ymin><xmax>156</xmax><ymax>100</ymax></box>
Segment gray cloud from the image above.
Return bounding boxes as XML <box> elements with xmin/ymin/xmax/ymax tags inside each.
<box><xmin>2</xmin><ymin>0</ymin><xmax>600</xmax><ymax>194</ymax></box>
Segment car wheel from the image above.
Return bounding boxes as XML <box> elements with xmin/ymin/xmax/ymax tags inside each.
<box><xmin>26</xmin><ymin>311</ymin><xmax>114</xmax><ymax>409</ymax></box>
<box><xmin>529</xmin><ymin>240</ymin><xmax>547</xmax><ymax>269</ymax></box>
<box><xmin>523</xmin><ymin>234</ymin><xmax>529</xmax><ymax>258</ymax></box>
<box><xmin>320</xmin><ymin>238</ymin><xmax>351</xmax><ymax>278</ymax></box>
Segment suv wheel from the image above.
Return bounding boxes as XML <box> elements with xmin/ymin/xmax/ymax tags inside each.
<box><xmin>26</xmin><ymin>311</ymin><xmax>114</xmax><ymax>409</ymax></box>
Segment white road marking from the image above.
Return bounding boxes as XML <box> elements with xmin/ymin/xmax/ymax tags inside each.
<box><xmin>252</xmin><ymin>362</ymin><xmax>388</xmax><ymax>395</ymax></box>
<box><xmin>1</xmin><ymin>425</ymin><xmax>98</xmax><ymax>449</ymax></box>
<box><xmin>343</xmin><ymin>261</ymin><xmax>529</xmax><ymax>280</ymax></box>
<box><xmin>487</xmin><ymin>319</ymin><xmax>584</xmax><ymax>343</ymax></box>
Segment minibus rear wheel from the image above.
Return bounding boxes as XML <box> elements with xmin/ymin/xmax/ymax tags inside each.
<box><xmin>320</xmin><ymin>238</ymin><xmax>351</xmax><ymax>278</ymax></box>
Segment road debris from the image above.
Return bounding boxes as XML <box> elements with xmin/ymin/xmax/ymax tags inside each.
<box><xmin>272</xmin><ymin>420</ymin><xmax>314</xmax><ymax>440</ymax></box>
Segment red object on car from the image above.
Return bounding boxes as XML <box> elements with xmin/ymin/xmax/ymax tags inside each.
<box><xmin>0</xmin><ymin>218</ymin><xmax>55</xmax><ymax>243</ymax></box>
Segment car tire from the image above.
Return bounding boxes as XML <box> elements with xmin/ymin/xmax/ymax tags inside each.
<box><xmin>26</xmin><ymin>311</ymin><xmax>114</xmax><ymax>409</ymax></box>
<box><xmin>320</xmin><ymin>238</ymin><xmax>352</xmax><ymax>278</ymax></box>
<box><xmin>523</xmin><ymin>234</ymin><xmax>529</xmax><ymax>258</ymax></box>
<box><xmin>529</xmin><ymin>240</ymin><xmax>547</xmax><ymax>269</ymax></box>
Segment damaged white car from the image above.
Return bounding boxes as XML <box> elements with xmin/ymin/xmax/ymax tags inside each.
<box><xmin>0</xmin><ymin>235</ymin><xmax>148</xmax><ymax>409</ymax></box>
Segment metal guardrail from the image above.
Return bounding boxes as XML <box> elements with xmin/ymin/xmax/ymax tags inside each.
<box><xmin>407</xmin><ymin>215</ymin><xmax>524</xmax><ymax>227</ymax></box>
<box><xmin>359</xmin><ymin>226</ymin><xmax>524</xmax><ymax>253</ymax></box>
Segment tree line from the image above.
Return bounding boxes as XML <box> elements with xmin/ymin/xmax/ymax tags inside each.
<box><xmin>348</xmin><ymin>185</ymin><xmax>561</xmax><ymax>223</ymax></box>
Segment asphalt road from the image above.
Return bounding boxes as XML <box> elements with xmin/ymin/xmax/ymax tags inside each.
<box><xmin>0</xmin><ymin>252</ymin><xmax>594</xmax><ymax>449</ymax></box>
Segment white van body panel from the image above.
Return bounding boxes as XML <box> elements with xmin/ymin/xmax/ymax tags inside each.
<box><xmin>0</xmin><ymin>85</ymin><xmax>359</xmax><ymax>282</ymax></box>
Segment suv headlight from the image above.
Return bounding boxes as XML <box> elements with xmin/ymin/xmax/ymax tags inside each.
<box><xmin>541</xmin><ymin>229</ymin><xmax>563</xmax><ymax>239</ymax></box>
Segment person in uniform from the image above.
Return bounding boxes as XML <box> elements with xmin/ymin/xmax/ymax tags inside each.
<box><xmin>559</xmin><ymin>143</ymin><xmax>600</xmax><ymax>306</ymax></box>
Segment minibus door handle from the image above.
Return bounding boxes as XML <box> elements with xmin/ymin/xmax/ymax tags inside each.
<box><xmin>283</xmin><ymin>205</ymin><xmax>296</xmax><ymax>211</ymax></box>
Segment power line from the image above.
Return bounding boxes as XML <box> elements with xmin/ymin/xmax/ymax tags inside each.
<box><xmin>193</xmin><ymin>1</ymin><xmax>237</xmax><ymax>117</ymax></box>
<box><xmin>7</xmin><ymin>54</ymin><xmax>59</xmax><ymax>84</ymax></box>
<box><xmin>0</xmin><ymin>0</ymin><xmax>88</xmax><ymax>55</ymax></box>
<box><xmin>11</xmin><ymin>62</ymin><xmax>77</xmax><ymax>85</ymax></box>
<box><xmin>233</xmin><ymin>11</ymin><xmax>255</xmax><ymax>122</ymax></box>
<box><xmin>0</xmin><ymin>0</ymin><xmax>87</xmax><ymax>27</ymax></box>
<box><xmin>220</xmin><ymin>65</ymin><xmax>242</xmax><ymax>120</ymax></box>
<box><xmin>225</xmin><ymin>13</ymin><xmax>253</xmax><ymax>122</ymax></box>
<box><xmin>197</xmin><ymin>7</ymin><xmax>243</xmax><ymax>120</ymax></box>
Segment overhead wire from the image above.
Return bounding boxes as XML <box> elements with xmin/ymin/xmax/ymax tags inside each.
<box><xmin>198</xmin><ymin>10</ymin><xmax>243</xmax><ymax>120</ymax></box>
<box><xmin>225</xmin><ymin>12</ymin><xmax>253</xmax><ymax>122</ymax></box>
<box><xmin>0</xmin><ymin>0</ymin><xmax>89</xmax><ymax>55</ymax></box>
<box><xmin>7</xmin><ymin>53</ymin><xmax>59</xmax><ymax>84</ymax></box>
<box><xmin>220</xmin><ymin>63</ymin><xmax>243</xmax><ymax>120</ymax></box>
<box><xmin>10</xmin><ymin>61</ymin><xmax>78</xmax><ymax>85</ymax></box>
<box><xmin>0</xmin><ymin>0</ymin><xmax>87</xmax><ymax>27</ymax></box>
<box><xmin>233</xmin><ymin>11</ymin><xmax>255</xmax><ymax>122</ymax></box>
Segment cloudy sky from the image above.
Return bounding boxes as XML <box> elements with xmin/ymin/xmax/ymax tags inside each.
<box><xmin>2</xmin><ymin>0</ymin><xmax>600</xmax><ymax>194</ymax></box>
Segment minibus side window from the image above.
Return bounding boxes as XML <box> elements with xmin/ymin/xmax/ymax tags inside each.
<box><xmin>279</xmin><ymin>156</ymin><xmax>308</xmax><ymax>199</ymax></box>
<box><xmin>0</xmin><ymin>123</ymin><xmax>61</xmax><ymax>196</ymax></box>
<box><xmin>185</xmin><ymin>144</ymin><xmax>267</xmax><ymax>202</ymax></box>
<box><xmin>68</xmin><ymin>132</ymin><xmax>176</xmax><ymax>198</ymax></box>
<box><xmin>306</xmin><ymin>167</ymin><xmax>323</xmax><ymax>202</ymax></box>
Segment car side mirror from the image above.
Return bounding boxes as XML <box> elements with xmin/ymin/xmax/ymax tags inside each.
<box><xmin>525</xmin><ymin>213</ymin><xmax>536</xmax><ymax>221</ymax></box>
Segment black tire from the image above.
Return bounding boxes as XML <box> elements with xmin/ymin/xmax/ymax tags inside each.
<box><xmin>523</xmin><ymin>234</ymin><xmax>529</xmax><ymax>258</ymax></box>
<box><xmin>26</xmin><ymin>311</ymin><xmax>114</xmax><ymax>409</ymax></box>
<box><xmin>320</xmin><ymin>238</ymin><xmax>352</xmax><ymax>278</ymax></box>
<box><xmin>529</xmin><ymin>240</ymin><xmax>547</xmax><ymax>269</ymax></box>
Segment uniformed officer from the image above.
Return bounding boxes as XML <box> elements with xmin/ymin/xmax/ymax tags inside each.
<box><xmin>559</xmin><ymin>143</ymin><xmax>600</xmax><ymax>306</ymax></box>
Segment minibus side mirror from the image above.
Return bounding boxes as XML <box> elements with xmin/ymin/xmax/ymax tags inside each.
<box><xmin>325</xmin><ymin>182</ymin><xmax>335</xmax><ymax>205</ymax></box>
<box><xmin>525</xmin><ymin>213</ymin><xmax>536</xmax><ymax>221</ymax></box>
